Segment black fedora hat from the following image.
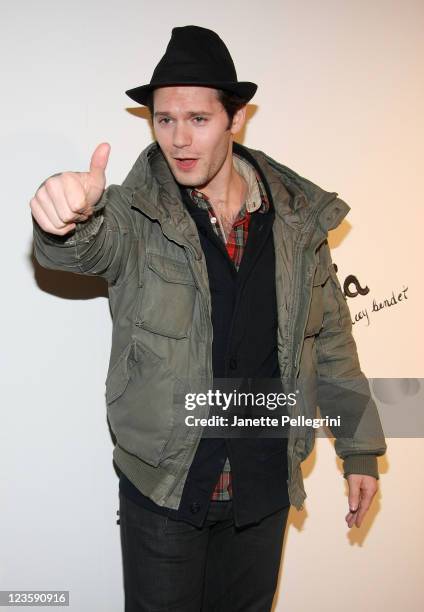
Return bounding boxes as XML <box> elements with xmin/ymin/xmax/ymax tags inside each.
<box><xmin>125</xmin><ymin>25</ymin><xmax>257</xmax><ymax>106</ymax></box>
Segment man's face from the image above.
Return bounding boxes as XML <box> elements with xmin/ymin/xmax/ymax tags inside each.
<box><xmin>152</xmin><ymin>86</ymin><xmax>244</xmax><ymax>190</ymax></box>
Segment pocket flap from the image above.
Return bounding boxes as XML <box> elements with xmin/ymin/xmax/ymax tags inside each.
<box><xmin>147</xmin><ymin>253</ymin><xmax>195</xmax><ymax>285</ymax></box>
<box><xmin>313</xmin><ymin>264</ymin><xmax>330</xmax><ymax>286</ymax></box>
<box><xmin>105</xmin><ymin>343</ymin><xmax>132</xmax><ymax>403</ymax></box>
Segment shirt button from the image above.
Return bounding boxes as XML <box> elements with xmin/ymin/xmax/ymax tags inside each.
<box><xmin>210</xmin><ymin>217</ymin><xmax>217</xmax><ymax>224</ymax></box>
<box><xmin>190</xmin><ymin>502</ymin><xmax>201</xmax><ymax>514</ymax></box>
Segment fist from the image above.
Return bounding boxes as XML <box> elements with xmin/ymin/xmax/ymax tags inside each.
<box><xmin>30</xmin><ymin>142</ymin><xmax>110</xmax><ymax>236</ymax></box>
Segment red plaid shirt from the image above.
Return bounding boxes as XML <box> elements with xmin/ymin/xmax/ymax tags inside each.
<box><xmin>187</xmin><ymin>154</ymin><xmax>270</xmax><ymax>500</ymax></box>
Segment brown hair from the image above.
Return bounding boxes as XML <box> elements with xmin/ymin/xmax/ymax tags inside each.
<box><xmin>146</xmin><ymin>87</ymin><xmax>248</xmax><ymax>129</ymax></box>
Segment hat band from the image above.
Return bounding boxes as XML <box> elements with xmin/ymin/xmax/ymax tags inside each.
<box><xmin>152</xmin><ymin>62</ymin><xmax>237</xmax><ymax>85</ymax></box>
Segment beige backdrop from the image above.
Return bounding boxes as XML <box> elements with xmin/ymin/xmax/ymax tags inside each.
<box><xmin>1</xmin><ymin>0</ymin><xmax>423</xmax><ymax>610</ymax></box>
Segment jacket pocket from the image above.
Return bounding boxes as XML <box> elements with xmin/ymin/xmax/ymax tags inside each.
<box><xmin>105</xmin><ymin>338</ymin><xmax>177</xmax><ymax>467</ymax></box>
<box><xmin>135</xmin><ymin>253</ymin><xmax>197</xmax><ymax>339</ymax></box>
<box><xmin>304</xmin><ymin>264</ymin><xmax>330</xmax><ymax>337</ymax></box>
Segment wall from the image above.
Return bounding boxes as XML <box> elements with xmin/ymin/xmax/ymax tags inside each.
<box><xmin>1</xmin><ymin>0</ymin><xmax>422</xmax><ymax>610</ymax></box>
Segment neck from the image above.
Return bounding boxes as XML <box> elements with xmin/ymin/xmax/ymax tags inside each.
<box><xmin>200</xmin><ymin>141</ymin><xmax>246</xmax><ymax>214</ymax></box>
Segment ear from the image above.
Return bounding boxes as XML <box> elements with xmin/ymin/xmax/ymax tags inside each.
<box><xmin>230</xmin><ymin>105</ymin><xmax>247</xmax><ymax>136</ymax></box>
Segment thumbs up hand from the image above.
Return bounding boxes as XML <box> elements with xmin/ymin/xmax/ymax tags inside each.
<box><xmin>30</xmin><ymin>142</ymin><xmax>111</xmax><ymax>236</ymax></box>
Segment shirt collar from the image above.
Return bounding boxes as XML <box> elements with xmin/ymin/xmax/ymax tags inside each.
<box><xmin>232</xmin><ymin>153</ymin><xmax>263</xmax><ymax>213</ymax></box>
<box><xmin>186</xmin><ymin>152</ymin><xmax>267</xmax><ymax>213</ymax></box>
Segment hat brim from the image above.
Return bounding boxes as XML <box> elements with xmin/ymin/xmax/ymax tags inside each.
<box><xmin>125</xmin><ymin>81</ymin><xmax>257</xmax><ymax>106</ymax></box>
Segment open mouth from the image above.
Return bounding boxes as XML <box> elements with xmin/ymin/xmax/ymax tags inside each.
<box><xmin>174</xmin><ymin>158</ymin><xmax>198</xmax><ymax>171</ymax></box>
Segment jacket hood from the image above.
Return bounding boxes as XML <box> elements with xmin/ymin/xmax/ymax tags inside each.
<box><xmin>123</xmin><ymin>141</ymin><xmax>350</xmax><ymax>236</ymax></box>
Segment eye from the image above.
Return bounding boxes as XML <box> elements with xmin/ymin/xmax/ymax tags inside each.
<box><xmin>193</xmin><ymin>116</ymin><xmax>207</xmax><ymax>124</ymax></box>
<box><xmin>158</xmin><ymin>117</ymin><xmax>172</xmax><ymax>125</ymax></box>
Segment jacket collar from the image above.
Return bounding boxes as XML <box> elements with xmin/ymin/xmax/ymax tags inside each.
<box><xmin>129</xmin><ymin>141</ymin><xmax>350</xmax><ymax>252</ymax></box>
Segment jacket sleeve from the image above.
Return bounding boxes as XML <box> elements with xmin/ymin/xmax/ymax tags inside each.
<box><xmin>315</xmin><ymin>241</ymin><xmax>387</xmax><ymax>480</ymax></box>
<box><xmin>32</xmin><ymin>183</ymin><xmax>138</xmax><ymax>286</ymax></box>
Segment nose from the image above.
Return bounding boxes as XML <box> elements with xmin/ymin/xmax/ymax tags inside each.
<box><xmin>173</xmin><ymin>121</ymin><xmax>191</xmax><ymax>149</ymax></box>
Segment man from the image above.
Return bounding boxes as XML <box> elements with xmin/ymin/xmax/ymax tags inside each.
<box><xmin>30</xmin><ymin>25</ymin><xmax>387</xmax><ymax>612</ymax></box>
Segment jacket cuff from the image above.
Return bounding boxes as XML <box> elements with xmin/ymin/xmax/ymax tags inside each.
<box><xmin>32</xmin><ymin>211</ymin><xmax>104</xmax><ymax>247</ymax></box>
<box><xmin>343</xmin><ymin>454</ymin><xmax>379</xmax><ymax>480</ymax></box>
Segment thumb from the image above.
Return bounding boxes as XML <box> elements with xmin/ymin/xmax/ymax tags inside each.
<box><xmin>89</xmin><ymin>142</ymin><xmax>111</xmax><ymax>184</ymax></box>
<box><xmin>347</xmin><ymin>475</ymin><xmax>361</xmax><ymax>512</ymax></box>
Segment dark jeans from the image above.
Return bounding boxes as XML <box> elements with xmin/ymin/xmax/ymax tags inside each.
<box><xmin>119</xmin><ymin>491</ymin><xmax>290</xmax><ymax>612</ymax></box>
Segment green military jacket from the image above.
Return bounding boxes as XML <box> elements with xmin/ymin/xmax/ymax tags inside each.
<box><xmin>32</xmin><ymin>142</ymin><xmax>387</xmax><ymax>511</ymax></box>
